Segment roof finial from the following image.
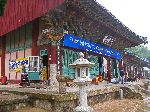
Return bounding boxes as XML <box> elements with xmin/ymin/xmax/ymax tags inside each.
<box><xmin>79</xmin><ymin>52</ymin><xmax>84</xmax><ymax>58</ymax></box>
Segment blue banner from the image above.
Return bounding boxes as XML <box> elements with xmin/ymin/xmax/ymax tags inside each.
<box><xmin>64</xmin><ymin>34</ymin><xmax>122</xmax><ymax>59</ymax></box>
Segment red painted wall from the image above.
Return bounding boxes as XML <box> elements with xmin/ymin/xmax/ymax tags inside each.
<box><xmin>0</xmin><ymin>0</ymin><xmax>64</xmax><ymax>36</ymax></box>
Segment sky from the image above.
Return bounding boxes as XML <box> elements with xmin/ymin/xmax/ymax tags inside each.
<box><xmin>96</xmin><ymin>0</ymin><xmax>150</xmax><ymax>49</ymax></box>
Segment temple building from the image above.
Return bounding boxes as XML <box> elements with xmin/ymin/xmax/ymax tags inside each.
<box><xmin>0</xmin><ymin>0</ymin><xmax>148</xmax><ymax>86</ymax></box>
<box><xmin>123</xmin><ymin>52</ymin><xmax>150</xmax><ymax>80</ymax></box>
<box><xmin>143</xmin><ymin>67</ymin><xmax>150</xmax><ymax>79</ymax></box>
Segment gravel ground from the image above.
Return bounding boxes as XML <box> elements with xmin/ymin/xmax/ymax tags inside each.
<box><xmin>0</xmin><ymin>80</ymin><xmax>148</xmax><ymax>112</ymax></box>
<box><xmin>13</xmin><ymin>107</ymin><xmax>48</xmax><ymax>112</ymax></box>
<box><xmin>93</xmin><ymin>99</ymin><xmax>150</xmax><ymax>112</ymax></box>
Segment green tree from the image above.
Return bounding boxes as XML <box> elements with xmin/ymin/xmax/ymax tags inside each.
<box><xmin>126</xmin><ymin>45</ymin><xmax>150</xmax><ymax>59</ymax></box>
<box><xmin>0</xmin><ymin>0</ymin><xmax>7</xmax><ymax>16</ymax></box>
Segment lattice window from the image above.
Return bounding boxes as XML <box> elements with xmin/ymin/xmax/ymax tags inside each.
<box><xmin>62</xmin><ymin>48</ymin><xmax>79</xmax><ymax>79</ymax></box>
<box><xmin>88</xmin><ymin>55</ymin><xmax>99</xmax><ymax>78</ymax></box>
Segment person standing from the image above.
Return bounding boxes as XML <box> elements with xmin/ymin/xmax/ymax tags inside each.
<box><xmin>120</xmin><ymin>69</ymin><xmax>124</xmax><ymax>84</ymax></box>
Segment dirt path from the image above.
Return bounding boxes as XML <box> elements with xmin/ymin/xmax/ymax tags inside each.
<box><xmin>93</xmin><ymin>99</ymin><xmax>150</xmax><ymax>112</ymax></box>
<box><xmin>13</xmin><ymin>107</ymin><xmax>48</xmax><ymax>112</ymax></box>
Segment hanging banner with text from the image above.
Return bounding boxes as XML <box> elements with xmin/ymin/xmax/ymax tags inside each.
<box><xmin>64</xmin><ymin>34</ymin><xmax>122</xmax><ymax>59</ymax></box>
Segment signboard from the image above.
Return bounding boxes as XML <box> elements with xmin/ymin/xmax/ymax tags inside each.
<box><xmin>9</xmin><ymin>57</ymin><xmax>28</xmax><ymax>73</ymax></box>
<box><xmin>40</xmin><ymin>50</ymin><xmax>48</xmax><ymax>56</ymax></box>
<box><xmin>42</xmin><ymin>66</ymin><xmax>47</xmax><ymax>80</ymax></box>
<box><xmin>64</xmin><ymin>34</ymin><xmax>122</xmax><ymax>59</ymax></box>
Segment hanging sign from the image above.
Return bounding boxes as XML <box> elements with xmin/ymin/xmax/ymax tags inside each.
<box><xmin>42</xmin><ymin>66</ymin><xmax>47</xmax><ymax>80</ymax></box>
<box><xmin>40</xmin><ymin>50</ymin><xmax>48</xmax><ymax>56</ymax></box>
<box><xmin>64</xmin><ymin>34</ymin><xmax>122</xmax><ymax>59</ymax></box>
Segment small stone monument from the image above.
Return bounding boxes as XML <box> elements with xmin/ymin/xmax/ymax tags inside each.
<box><xmin>70</xmin><ymin>52</ymin><xmax>95</xmax><ymax>112</ymax></box>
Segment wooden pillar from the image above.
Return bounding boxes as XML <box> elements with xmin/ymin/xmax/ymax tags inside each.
<box><xmin>1</xmin><ymin>36</ymin><xmax>6</xmax><ymax>77</ymax></box>
<box><xmin>131</xmin><ymin>65</ymin><xmax>133</xmax><ymax>77</ymax></box>
<box><xmin>139</xmin><ymin>67</ymin><xmax>142</xmax><ymax>74</ymax></box>
<box><xmin>138</xmin><ymin>67</ymin><xmax>140</xmax><ymax>75</ymax></box>
<box><xmin>129</xmin><ymin>65</ymin><xmax>132</xmax><ymax>77</ymax></box>
<box><xmin>134</xmin><ymin>66</ymin><xmax>136</xmax><ymax>77</ymax></box>
<box><xmin>142</xmin><ymin>67</ymin><xmax>144</xmax><ymax>77</ymax></box>
<box><xmin>119</xmin><ymin>59</ymin><xmax>123</xmax><ymax>70</ymax></box>
<box><xmin>132</xmin><ymin>66</ymin><xmax>135</xmax><ymax>77</ymax></box>
<box><xmin>137</xmin><ymin>67</ymin><xmax>139</xmax><ymax>75</ymax></box>
<box><xmin>133</xmin><ymin>65</ymin><xmax>136</xmax><ymax>77</ymax></box>
<box><xmin>123</xmin><ymin>63</ymin><xmax>127</xmax><ymax>81</ymax></box>
<box><xmin>126</xmin><ymin>65</ymin><xmax>128</xmax><ymax>76</ymax></box>
<box><xmin>135</xmin><ymin>66</ymin><xmax>138</xmax><ymax>77</ymax></box>
<box><xmin>50</xmin><ymin>43</ymin><xmax>57</xmax><ymax>64</ymax></box>
<box><xmin>59</xmin><ymin>45</ymin><xmax>62</xmax><ymax>76</ymax></box>
<box><xmin>32</xmin><ymin>19</ymin><xmax>39</xmax><ymax>56</ymax></box>
<box><xmin>107</xmin><ymin>58</ymin><xmax>111</xmax><ymax>82</ymax></box>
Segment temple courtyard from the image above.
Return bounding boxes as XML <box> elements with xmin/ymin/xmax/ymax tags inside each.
<box><xmin>0</xmin><ymin>79</ymin><xmax>149</xmax><ymax>112</ymax></box>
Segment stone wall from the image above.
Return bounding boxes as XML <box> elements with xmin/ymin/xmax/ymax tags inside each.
<box><xmin>31</xmin><ymin>92</ymin><xmax>119</xmax><ymax>112</ymax></box>
<box><xmin>0</xmin><ymin>86</ymin><xmax>120</xmax><ymax>112</ymax></box>
<box><xmin>88</xmin><ymin>92</ymin><xmax>119</xmax><ymax>106</ymax></box>
<box><xmin>30</xmin><ymin>87</ymin><xmax>120</xmax><ymax>112</ymax></box>
<box><xmin>0</xmin><ymin>98</ymin><xmax>30</xmax><ymax>112</ymax></box>
<box><xmin>0</xmin><ymin>86</ymin><xmax>144</xmax><ymax>112</ymax></box>
<box><xmin>120</xmin><ymin>87</ymin><xmax>143</xmax><ymax>100</ymax></box>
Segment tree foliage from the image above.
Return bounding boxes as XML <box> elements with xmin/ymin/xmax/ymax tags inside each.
<box><xmin>0</xmin><ymin>0</ymin><xmax>7</xmax><ymax>16</ymax></box>
<box><xmin>126</xmin><ymin>45</ymin><xmax>150</xmax><ymax>59</ymax></box>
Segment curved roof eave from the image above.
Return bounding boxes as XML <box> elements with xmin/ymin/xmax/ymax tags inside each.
<box><xmin>70</xmin><ymin>0</ymin><xmax>148</xmax><ymax>45</ymax></box>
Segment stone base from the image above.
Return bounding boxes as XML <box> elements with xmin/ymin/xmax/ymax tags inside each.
<box><xmin>74</xmin><ymin>106</ymin><xmax>93</xmax><ymax>112</ymax></box>
<box><xmin>49</xmin><ymin>64</ymin><xmax>59</xmax><ymax>92</ymax></box>
<box><xmin>59</xmin><ymin>82</ymin><xmax>66</xmax><ymax>94</ymax></box>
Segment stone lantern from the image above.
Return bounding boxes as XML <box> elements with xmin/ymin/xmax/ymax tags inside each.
<box><xmin>70</xmin><ymin>52</ymin><xmax>94</xmax><ymax>112</ymax></box>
